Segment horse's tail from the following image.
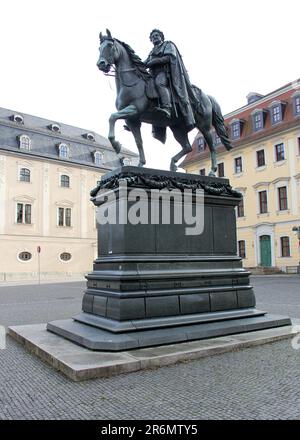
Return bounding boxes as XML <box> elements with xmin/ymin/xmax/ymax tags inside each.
<box><xmin>209</xmin><ymin>95</ymin><xmax>232</xmax><ymax>151</ymax></box>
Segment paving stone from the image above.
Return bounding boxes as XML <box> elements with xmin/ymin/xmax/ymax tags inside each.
<box><xmin>0</xmin><ymin>276</ymin><xmax>300</xmax><ymax>419</ymax></box>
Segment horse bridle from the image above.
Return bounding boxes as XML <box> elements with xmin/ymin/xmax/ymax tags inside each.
<box><xmin>102</xmin><ymin>38</ymin><xmax>140</xmax><ymax>87</ymax></box>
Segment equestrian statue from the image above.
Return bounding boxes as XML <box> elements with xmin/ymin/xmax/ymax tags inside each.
<box><xmin>97</xmin><ymin>29</ymin><xmax>232</xmax><ymax>175</ymax></box>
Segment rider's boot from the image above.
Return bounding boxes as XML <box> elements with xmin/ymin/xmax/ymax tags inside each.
<box><xmin>156</xmin><ymin>105</ymin><xmax>172</xmax><ymax>118</ymax></box>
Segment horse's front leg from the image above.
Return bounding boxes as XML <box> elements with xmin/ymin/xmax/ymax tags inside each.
<box><xmin>108</xmin><ymin>105</ymin><xmax>138</xmax><ymax>156</ymax></box>
<box><xmin>125</xmin><ymin>119</ymin><xmax>145</xmax><ymax>167</ymax></box>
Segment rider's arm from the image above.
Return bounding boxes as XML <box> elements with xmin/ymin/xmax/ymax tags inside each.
<box><xmin>145</xmin><ymin>55</ymin><xmax>170</xmax><ymax>68</ymax></box>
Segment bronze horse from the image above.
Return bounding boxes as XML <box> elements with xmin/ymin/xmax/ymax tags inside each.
<box><xmin>97</xmin><ymin>29</ymin><xmax>232</xmax><ymax>175</ymax></box>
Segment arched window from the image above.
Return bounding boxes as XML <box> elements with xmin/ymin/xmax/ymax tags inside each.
<box><xmin>60</xmin><ymin>175</ymin><xmax>70</xmax><ymax>188</ymax></box>
<box><xmin>58</xmin><ymin>143</ymin><xmax>69</xmax><ymax>159</ymax></box>
<box><xmin>83</xmin><ymin>132</ymin><xmax>95</xmax><ymax>141</ymax></box>
<box><xmin>20</xmin><ymin>168</ymin><xmax>31</xmax><ymax>182</ymax></box>
<box><xmin>48</xmin><ymin>123</ymin><xmax>61</xmax><ymax>133</ymax></box>
<box><xmin>94</xmin><ymin>151</ymin><xmax>103</xmax><ymax>166</ymax></box>
<box><xmin>19</xmin><ymin>135</ymin><xmax>31</xmax><ymax>150</ymax></box>
<box><xmin>12</xmin><ymin>114</ymin><xmax>24</xmax><ymax>124</ymax></box>
<box><xmin>123</xmin><ymin>158</ymin><xmax>132</xmax><ymax>166</ymax></box>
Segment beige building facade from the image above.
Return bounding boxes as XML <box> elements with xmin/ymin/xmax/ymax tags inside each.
<box><xmin>182</xmin><ymin>80</ymin><xmax>300</xmax><ymax>273</ymax></box>
<box><xmin>0</xmin><ymin>107</ymin><xmax>137</xmax><ymax>281</ymax></box>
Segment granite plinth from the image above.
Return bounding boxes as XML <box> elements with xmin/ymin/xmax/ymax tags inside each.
<box><xmin>47</xmin><ymin>167</ymin><xmax>292</xmax><ymax>351</ymax></box>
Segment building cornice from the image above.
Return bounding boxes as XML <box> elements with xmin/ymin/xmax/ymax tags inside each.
<box><xmin>225</xmin><ymin>81</ymin><xmax>299</xmax><ymax>119</ymax></box>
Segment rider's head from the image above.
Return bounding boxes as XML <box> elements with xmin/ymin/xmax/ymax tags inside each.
<box><xmin>149</xmin><ymin>29</ymin><xmax>164</xmax><ymax>44</ymax></box>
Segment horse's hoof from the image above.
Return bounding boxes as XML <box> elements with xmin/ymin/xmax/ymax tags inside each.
<box><xmin>208</xmin><ymin>171</ymin><xmax>216</xmax><ymax>177</ymax></box>
<box><xmin>170</xmin><ymin>163</ymin><xmax>177</xmax><ymax>172</ymax></box>
<box><xmin>138</xmin><ymin>161</ymin><xmax>145</xmax><ymax>167</ymax></box>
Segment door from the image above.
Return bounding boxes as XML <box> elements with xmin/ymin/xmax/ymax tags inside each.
<box><xmin>260</xmin><ymin>235</ymin><xmax>272</xmax><ymax>266</ymax></box>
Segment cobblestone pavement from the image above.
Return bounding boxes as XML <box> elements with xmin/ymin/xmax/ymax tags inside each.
<box><xmin>0</xmin><ymin>276</ymin><xmax>299</xmax><ymax>420</ymax></box>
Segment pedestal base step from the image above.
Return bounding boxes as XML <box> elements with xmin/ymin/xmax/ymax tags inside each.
<box><xmin>9</xmin><ymin>318</ymin><xmax>298</xmax><ymax>381</ymax></box>
<box><xmin>74</xmin><ymin>308</ymin><xmax>265</xmax><ymax>333</ymax></box>
<box><xmin>47</xmin><ymin>314</ymin><xmax>292</xmax><ymax>351</ymax></box>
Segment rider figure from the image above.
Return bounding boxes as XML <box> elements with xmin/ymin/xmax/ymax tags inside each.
<box><xmin>144</xmin><ymin>29</ymin><xmax>197</xmax><ymax>130</ymax></box>
<box><xmin>144</xmin><ymin>30</ymin><xmax>172</xmax><ymax>118</ymax></box>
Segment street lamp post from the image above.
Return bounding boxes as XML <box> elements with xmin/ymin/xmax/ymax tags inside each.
<box><xmin>292</xmin><ymin>226</ymin><xmax>300</xmax><ymax>274</ymax></box>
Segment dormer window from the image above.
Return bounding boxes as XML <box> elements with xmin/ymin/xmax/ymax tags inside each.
<box><xmin>11</xmin><ymin>114</ymin><xmax>24</xmax><ymax>124</ymax></box>
<box><xmin>269</xmin><ymin>101</ymin><xmax>285</xmax><ymax>125</ymax></box>
<box><xmin>197</xmin><ymin>136</ymin><xmax>206</xmax><ymax>152</ymax></box>
<box><xmin>292</xmin><ymin>93</ymin><xmax>300</xmax><ymax>116</ymax></box>
<box><xmin>214</xmin><ymin>132</ymin><xmax>221</xmax><ymax>146</ymax></box>
<box><xmin>18</xmin><ymin>134</ymin><xmax>31</xmax><ymax>150</ymax></box>
<box><xmin>94</xmin><ymin>151</ymin><xmax>103</xmax><ymax>166</ymax></box>
<box><xmin>48</xmin><ymin>123</ymin><xmax>61</xmax><ymax>133</ymax></box>
<box><xmin>251</xmin><ymin>109</ymin><xmax>267</xmax><ymax>132</ymax></box>
<box><xmin>230</xmin><ymin>119</ymin><xmax>244</xmax><ymax>140</ymax></box>
<box><xmin>57</xmin><ymin>143</ymin><xmax>69</xmax><ymax>159</ymax></box>
<box><xmin>123</xmin><ymin>158</ymin><xmax>132</xmax><ymax>166</ymax></box>
<box><xmin>83</xmin><ymin>132</ymin><xmax>95</xmax><ymax>141</ymax></box>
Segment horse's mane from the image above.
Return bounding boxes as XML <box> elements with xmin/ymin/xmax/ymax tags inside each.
<box><xmin>115</xmin><ymin>39</ymin><xmax>151</xmax><ymax>80</ymax></box>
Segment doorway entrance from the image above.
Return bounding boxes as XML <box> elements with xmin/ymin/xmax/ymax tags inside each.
<box><xmin>260</xmin><ymin>235</ymin><xmax>272</xmax><ymax>266</ymax></box>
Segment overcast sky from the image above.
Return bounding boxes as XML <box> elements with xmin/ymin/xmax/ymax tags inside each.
<box><xmin>1</xmin><ymin>0</ymin><xmax>299</xmax><ymax>170</ymax></box>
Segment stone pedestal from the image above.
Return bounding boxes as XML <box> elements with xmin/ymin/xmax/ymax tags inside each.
<box><xmin>47</xmin><ymin>167</ymin><xmax>291</xmax><ymax>350</ymax></box>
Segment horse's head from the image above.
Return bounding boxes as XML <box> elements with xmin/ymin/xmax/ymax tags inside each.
<box><xmin>97</xmin><ymin>29</ymin><xmax>116</xmax><ymax>73</ymax></box>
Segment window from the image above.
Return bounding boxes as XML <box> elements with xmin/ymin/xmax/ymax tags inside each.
<box><xmin>19</xmin><ymin>135</ymin><xmax>31</xmax><ymax>150</ymax></box>
<box><xmin>83</xmin><ymin>132</ymin><xmax>95</xmax><ymax>141</ymax></box>
<box><xmin>237</xmin><ymin>198</ymin><xmax>244</xmax><ymax>217</ymax></box>
<box><xmin>199</xmin><ymin>168</ymin><xmax>206</xmax><ymax>176</ymax></box>
<box><xmin>197</xmin><ymin>137</ymin><xmax>206</xmax><ymax>152</ymax></box>
<box><xmin>217</xmin><ymin>162</ymin><xmax>224</xmax><ymax>177</ymax></box>
<box><xmin>123</xmin><ymin>158</ymin><xmax>132</xmax><ymax>166</ymax></box>
<box><xmin>258</xmin><ymin>190</ymin><xmax>268</xmax><ymax>214</ymax></box>
<box><xmin>298</xmin><ymin>137</ymin><xmax>300</xmax><ymax>155</ymax></box>
<box><xmin>253</xmin><ymin>112</ymin><xmax>263</xmax><ymax>131</ymax></box>
<box><xmin>275</xmin><ymin>143</ymin><xmax>285</xmax><ymax>161</ymax></box>
<box><xmin>280</xmin><ymin>237</ymin><xmax>290</xmax><ymax>257</ymax></box>
<box><xmin>94</xmin><ymin>151</ymin><xmax>103</xmax><ymax>166</ymax></box>
<box><xmin>238</xmin><ymin>240</ymin><xmax>246</xmax><ymax>259</ymax></box>
<box><xmin>214</xmin><ymin>133</ymin><xmax>221</xmax><ymax>146</ymax></box>
<box><xmin>278</xmin><ymin>186</ymin><xmax>288</xmax><ymax>211</ymax></box>
<box><xmin>60</xmin><ymin>175</ymin><xmax>70</xmax><ymax>188</ymax></box>
<box><xmin>58</xmin><ymin>207</ymin><xmax>72</xmax><ymax>227</ymax></box>
<box><xmin>16</xmin><ymin>203</ymin><xmax>32</xmax><ymax>224</ymax></box>
<box><xmin>271</xmin><ymin>105</ymin><xmax>282</xmax><ymax>124</ymax></box>
<box><xmin>293</xmin><ymin>95</ymin><xmax>300</xmax><ymax>116</ymax></box>
<box><xmin>234</xmin><ymin>157</ymin><xmax>242</xmax><ymax>173</ymax></box>
<box><xmin>58</xmin><ymin>143</ymin><xmax>69</xmax><ymax>159</ymax></box>
<box><xmin>60</xmin><ymin>252</ymin><xmax>72</xmax><ymax>261</ymax></box>
<box><xmin>48</xmin><ymin>123</ymin><xmax>61</xmax><ymax>133</ymax></box>
<box><xmin>20</xmin><ymin>168</ymin><xmax>30</xmax><ymax>182</ymax></box>
<box><xmin>18</xmin><ymin>251</ymin><xmax>32</xmax><ymax>261</ymax></box>
<box><xmin>12</xmin><ymin>114</ymin><xmax>24</xmax><ymax>124</ymax></box>
<box><xmin>231</xmin><ymin>121</ymin><xmax>240</xmax><ymax>139</ymax></box>
<box><xmin>256</xmin><ymin>149</ymin><xmax>265</xmax><ymax>167</ymax></box>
